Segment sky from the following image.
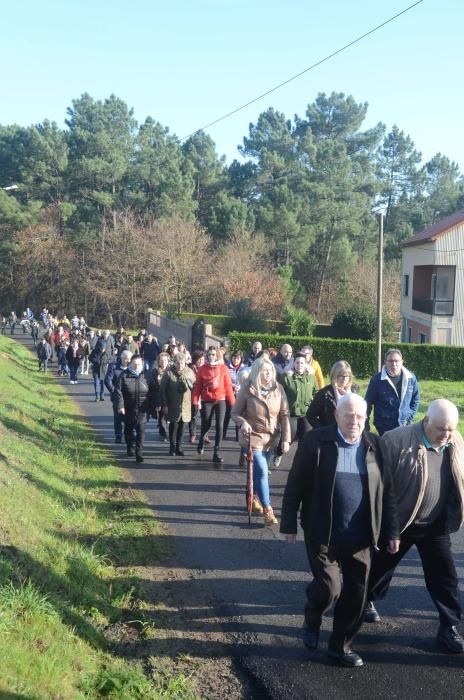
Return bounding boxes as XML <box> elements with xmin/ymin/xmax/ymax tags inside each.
<box><xmin>1</xmin><ymin>0</ymin><xmax>463</xmax><ymax>171</ymax></box>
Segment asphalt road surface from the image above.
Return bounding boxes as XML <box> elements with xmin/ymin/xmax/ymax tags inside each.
<box><xmin>15</xmin><ymin>334</ymin><xmax>464</xmax><ymax>699</ymax></box>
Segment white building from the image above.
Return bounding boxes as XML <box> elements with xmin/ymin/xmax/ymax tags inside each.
<box><xmin>400</xmin><ymin>208</ymin><xmax>464</xmax><ymax>346</ymax></box>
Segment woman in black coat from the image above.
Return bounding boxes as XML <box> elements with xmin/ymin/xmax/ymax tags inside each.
<box><xmin>307</xmin><ymin>360</ymin><xmax>357</xmax><ymax>428</ymax></box>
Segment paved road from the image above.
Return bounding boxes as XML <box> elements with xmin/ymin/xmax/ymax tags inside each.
<box><xmin>16</xmin><ymin>334</ymin><xmax>464</xmax><ymax>698</ymax></box>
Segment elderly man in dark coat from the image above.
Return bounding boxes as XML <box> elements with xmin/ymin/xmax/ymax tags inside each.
<box><xmin>281</xmin><ymin>393</ymin><xmax>399</xmax><ymax>668</ymax></box>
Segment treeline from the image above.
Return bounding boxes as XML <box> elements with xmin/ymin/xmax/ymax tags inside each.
<box><xmin>0</xmin><ymin>91</ymin><xmax>462</xmax><ymax>324</ymax></box>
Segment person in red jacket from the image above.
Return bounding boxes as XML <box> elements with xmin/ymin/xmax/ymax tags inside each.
<box><xmin>192</xmin><ymin>346</ymin><xmax>235</xmax><ymax>464</ymax></box>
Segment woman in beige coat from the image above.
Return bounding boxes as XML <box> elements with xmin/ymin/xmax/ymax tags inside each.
<box><xmin>160</xmin><ymin>353</ymin><xmax>196</xmax><ymax>457</ymax></box>
<box><xmin>232</xmin><ymin>356</ymin><xmax>290</xmax><ymax>525</ymax></box>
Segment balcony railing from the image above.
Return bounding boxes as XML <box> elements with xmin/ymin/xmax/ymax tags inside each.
<box><xmin>412</xmin><ymin>298</ymin><xmax>454</xmax><ymax>316</ymax></box>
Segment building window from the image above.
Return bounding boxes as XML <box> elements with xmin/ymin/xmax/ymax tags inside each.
<box><xmin>408</xmin><ymin>326</ymin><xmax>412</xmax><ymax>343</ymax></box>
<box><xmin>419</xmin><ymin>332</ymin><xmax>427</xmax><ymax>344</ymax></box>
<box><xmin>403</xmin><ymin>274</ymin><xmax>409</xmax><ymax>297</ymax></box>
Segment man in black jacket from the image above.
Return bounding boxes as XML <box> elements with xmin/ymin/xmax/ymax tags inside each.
<box><xmin>281</xmin><ymin>393</ymin><xmax>399</xmax><ymax>667</ymax></box>
<box><xmin>116</xmin><ymin>355</ymin><xmax>153</xmax><ymax>463</ymax></box>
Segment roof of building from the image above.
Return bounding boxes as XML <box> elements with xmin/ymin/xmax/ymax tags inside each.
<box><xmin>402</xmin><ymin>208</ymin><xmax>464</xmax><ymax>248</ymax></box>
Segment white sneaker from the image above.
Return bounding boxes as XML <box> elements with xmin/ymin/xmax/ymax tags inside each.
<box><xmin>273</xmin><ymin>456</ymin><xmax>282</xmax><ymax>468</ymax></box>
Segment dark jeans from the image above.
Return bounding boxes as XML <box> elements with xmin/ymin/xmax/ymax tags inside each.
<box><xmin>124</xmin><ymin>414</ymin><xmax>146</xmax><ymax>457</ymax></box>
<box><xmin>305</xmin><ymin>539</ymin><xmax>372</xmax><ymax>652</ymax></box>
<box><xmin>169</xmin><ymin>419</ymin><xmax>185</xmax><ymax>450</ymax></box>
<box><xmin>112</xmin><ymin>400</ymin><xmax>123</xmax><ymax>440</ymax></box>
<box><xmin>199</xmin><ymin>400</ymin><xmax>226</xmax><ymax>452</ymax></box>
<box><xmin>369</xmin><ymin>514</ymin><xmax>461</xmax><ymax>627</ymax></box>
<box><xmin>70</xmin><ymin>364</ymin><xmax>79</xmax><ymax>382</ymax></box>
<box><xmin>276</xmin><ymin>415</ymin><xmax>311</xmax><ymax>456</ymax></box>
<box><xmin>38</xmin><ymin>359</ymin><xmax>49</xmax><ymax>373</ymax></box>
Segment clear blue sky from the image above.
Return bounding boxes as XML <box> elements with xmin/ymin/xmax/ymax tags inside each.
<box><xmin>1</xmin><ymin>0</ymin><xmax>462</xmax><ymax>170</ymax></box>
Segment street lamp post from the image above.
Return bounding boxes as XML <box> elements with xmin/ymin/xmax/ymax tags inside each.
<box><xmin>376</xmin><ymin>211</ymin><xmax>384</xmax><ymax>373</ymax></box>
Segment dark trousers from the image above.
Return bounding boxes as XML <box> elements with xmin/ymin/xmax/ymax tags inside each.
<box><xmin>124</xmin><ymin>414</ymin><xmax>146</xmax><ymax>457</ymax></box>
<box><xmin>112</xmin><ymin>400</ymin><xmax>123</xmax><ymax>440</ymax></box>
<box><xmin>189</xmin><ymin>405</ymin><xmax>200</xmax><ymax>438</ymax></box>
<box><xmin>223</xmin><ymin>403</ymin><xmax>239</xmax><ymax>440</ymax></box>
<box><xmin>276</xmin><ymin>416</ymin><xmax>311</xmax><ymax>456</ymax></box>
<box><xmin>199</xmin><ymin>400</ymin><xmax>226</xmax><ymax>452</ymax></box>
<box><xmin>369</xmin><ymin>515</ymin><xmax>461</xmax><ymax>626</ymax></box>
<box><xmin>169</xmin><ymin>419</ymin><xmax>185</xmax><ymax>450</ymax></box>
<box><xmin>305</xmin><ymin>539</ymin><xmax>372</xmax><ymax>652</ymax></box>
<box><xmin>158</xmin><ymin>412</ymin><xmax>168</xmax><ymax>440</ymax></box>
<box><xmin>70</xmin><ymin>364</ymin><xmax>79</xmax><ymax>382</ymax></box>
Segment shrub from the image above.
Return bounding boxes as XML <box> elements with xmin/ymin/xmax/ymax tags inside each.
<box><xmin>226</xmin><ymin>299</ymin><xmax>268</xmax><ymax>333</ymax></box>
<box><xmin>332</xmin><ymin>304</ymin><xmax>395</xmax><ymax>341</ymax></box>
<box><xmin>228</xmin><ymin>331</ymin><xmax>464</xmax><ymax>381</ymax></box>
<box><xmin>284</xmin><ymin>305</ymin><xmax>315</xmax><ymax>337</ymax></box>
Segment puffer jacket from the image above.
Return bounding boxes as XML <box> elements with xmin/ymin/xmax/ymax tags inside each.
<box><xmin>380</xmin><ymin>421</ymin><xmax>464</xmax><ymax>533</ymax></box>
<box><xmin>231</xmin><ymin>379</ymin><xmax>290</xmax><ymax>451</ymax></box>
<box><xmin>365</xmin><ymin>366</ymin><xmax>420</xmax><ymax>435</ymax></box>
<box><xmin>116</xmin><ymin>370</ymin><xmax>153</xmax><ymax>417</ymax></box>
<box><xmin>192</xmin><ymin>362</ymin><xmax>235</xmax><ymax>406</ymax></box>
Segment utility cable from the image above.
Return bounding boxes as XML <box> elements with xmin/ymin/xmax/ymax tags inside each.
<box><xmin>180</xmin><ymin>0</ymin><xmax>425</xmax><ymax>141</ymax></box>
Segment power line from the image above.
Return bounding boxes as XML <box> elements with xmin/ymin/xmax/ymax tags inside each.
<box><xmin>180</xmin><ymin>0</ymin><xmax>425</xmax><ymax>142</ymax></box>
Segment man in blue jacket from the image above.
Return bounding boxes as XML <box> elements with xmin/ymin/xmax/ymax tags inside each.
<box><xmin>365</xmin><ymin>348</ymin><xmax>419</xmax><ymax>436</ymax></box>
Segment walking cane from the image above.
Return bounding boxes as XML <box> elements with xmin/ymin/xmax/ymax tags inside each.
<box><xmin>246</xmin><ymin>434</ymin><xmax>254</xmax><ymax>526</ymax></box>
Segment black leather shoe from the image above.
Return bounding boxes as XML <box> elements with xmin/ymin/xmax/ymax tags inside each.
<box><xmin>437</xmin><ymin>625</ymin><xmax>464</xmax><ymax>653</ymax></box>
<box><xmin>175</xmin><ymin>448</ymin><xmax>185</xmax><ymax>456</ymax></box>
<box><xmin>115</xmin><ymin>436</ymin><xmax>122</xmax><ymax>444</ymax></box>
<box><xmin>213</xmin><ymin>453</ymin><xmax>224</xmax><ymax>464</ymax></box>
<box><xmin>169</xmin><ymin>448</ymin><xmax>176</xmax><ymax>456</ymax></box>
<box><xmin>136</xmin><ymin>454</ymin><xmax>144</xmax><ymax>463</ymax></box>
<box><xmin>328</xmin><ymin>649</ymin><xmax>364</xmax><ymax>667</ymax></box>
<box><xmin>364</xmin><ymin>601</ymin><xmax>381</xmax><ymax>623</ymax></box>
<box><xmin>100</xmin><ymin>396</ymin><xmax>104</xmax><ymax>401</ymax></box>
<box><xmin>302</xmin><ymin>623</ymin><xmax>319</xmax><ymax>650</ymax></box>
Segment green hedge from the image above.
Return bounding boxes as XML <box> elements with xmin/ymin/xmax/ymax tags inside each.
<box><xmin>228</xmin><ymin>332</ymin><xmax>464</xmax><ymax>381</ymax></box>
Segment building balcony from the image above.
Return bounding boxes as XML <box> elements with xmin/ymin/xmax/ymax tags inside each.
<box><xmin>412</xmin><ymin>298</ymin><xmax>454</xmax><ymax>316</ymax></box>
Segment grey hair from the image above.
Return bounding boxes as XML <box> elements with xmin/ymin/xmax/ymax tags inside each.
<box><xmin>174</xmin><ymin>352</ymin><xmax>186</xmax><ymax>364</ymax></box>
<box><xmin>120</xmin><ymin>350</ymin><xmax>132</xmax><ymax>362</ymax></box>
<box><xmin>426</xmin><ymin>399</ymin><xmax>459</xmax><ymax>425</ymax></box>
<box><xmin>384</xmin><ymin>347</ymin><xmax>403</xmax><ymax>361</ymax></box>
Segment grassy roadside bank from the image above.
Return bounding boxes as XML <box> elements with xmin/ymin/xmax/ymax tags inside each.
<box><xmin>0</xmin><ymin>337</ymin><xmax>199</xmax><ymax>699</ymax></box>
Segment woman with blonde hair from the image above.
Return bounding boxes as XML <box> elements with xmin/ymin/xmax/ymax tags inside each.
<box><xmin>307</xmin><ymin>360</ymin><xmax>355</xmax><ymax>428</ymax></box>
<box><xmin>232</xmin><ymin>356</ymin><xmax>290</xmax><ymax>525</ymax></box>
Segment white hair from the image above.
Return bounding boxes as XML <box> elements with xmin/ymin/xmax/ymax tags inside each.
<box><xmin>336</xmin><ymin>393</ymin><xmax>367</xmax><ymax>415</ymax></box>
<box><xmin>426</xmin><ymin>399</ymin><xmax>459</xmax><ymax>426</ymax></box>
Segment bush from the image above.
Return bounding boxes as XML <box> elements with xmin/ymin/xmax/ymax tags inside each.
<box><xmin>228</xmin><ymin>331</ymin><xmax>464</xmax><ymax>381</ymax></box>
<box><xmin>228</xmin><ymin>298</ymin><xmax>268</xmax><ymax>333</ymax></box>
<box><xmin>284</xmin><ymin>305</ymin><xmax>315</xmax><ymax>337</ymax></box>
<box><xmin>332</xmin><ymin>304</ymin><xmax>395</xmax><ymax>341</ymax></box>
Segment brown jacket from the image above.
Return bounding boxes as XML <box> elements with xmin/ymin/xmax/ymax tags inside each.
<box><xmin>380</xmin><ymin>421</ymin><xmax>464</xmax><ymax>533</ymax></box>
<box><xmin>231</xmin><ymin>380</ymin><xmax>290</xmax><ymax>451</ymax></box>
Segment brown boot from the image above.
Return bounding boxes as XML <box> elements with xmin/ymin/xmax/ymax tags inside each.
<box><xmin>252</xmin><ymin>496</ymin><xmax>263</xmax><ymax>513</ymax></box>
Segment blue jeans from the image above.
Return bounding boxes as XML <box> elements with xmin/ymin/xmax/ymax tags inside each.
<box><xmin>253</xmin><ymin>449</ymin><xmax>272</xmax><ymax>508</ymax></box>
<box><xmin>94</xmin><ymin>377</ymin><xmax>104</xmax><ymax>398</ymax></box>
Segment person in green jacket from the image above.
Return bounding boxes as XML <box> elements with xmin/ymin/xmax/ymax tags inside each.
<box><xmin>280</xmin><ymin>353</ymin><xmax>317</xmax><ymax>450</ymax></box>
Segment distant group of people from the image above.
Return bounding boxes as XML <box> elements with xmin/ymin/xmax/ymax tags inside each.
<box><xmin>7</xmin><ymin>308</ymin><xmax>464</xmax><ymax>667</ymax></box>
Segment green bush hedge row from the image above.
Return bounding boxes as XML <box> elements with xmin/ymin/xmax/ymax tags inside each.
<box><xmin>228</xmin><ymin>332</ymin><xmax>464</xmax><ymax>381</ymax></box>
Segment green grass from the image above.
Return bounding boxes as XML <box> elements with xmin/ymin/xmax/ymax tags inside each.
<box><xmin>0</xmin><ymin>337</ymin><xmax>200</xmax><ymax>699</ymax></box>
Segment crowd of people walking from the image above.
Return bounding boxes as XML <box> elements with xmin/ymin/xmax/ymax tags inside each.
<box><xmin>5</xmin><ymin>305</ymin><xmax>464</xmax><ymax>669</ymax></box>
